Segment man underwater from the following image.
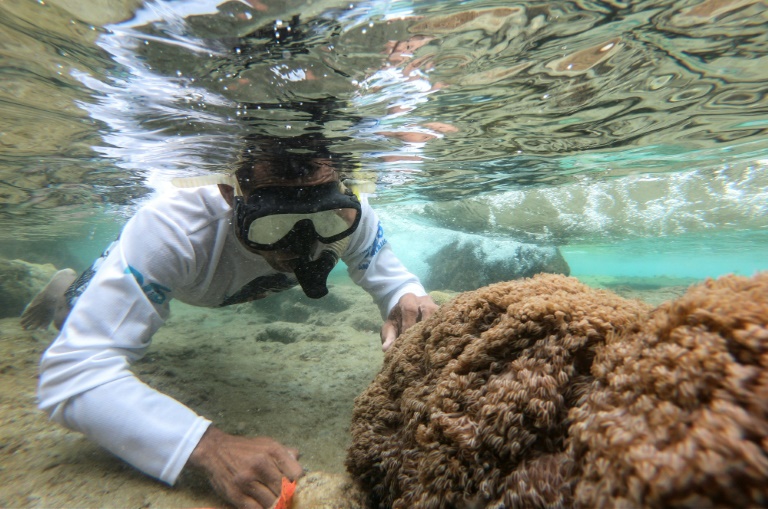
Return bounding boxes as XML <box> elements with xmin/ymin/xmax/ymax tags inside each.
<box><xmin>22</xmin><ymin>133</ymin><xmax>438</xmax><ymax>509</ymax></box>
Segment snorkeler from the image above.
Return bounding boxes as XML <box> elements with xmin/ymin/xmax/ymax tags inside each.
<box><xmin>23</xmin><ymin>132</ymin><xmax>437</xmax><ymax>509</ymax></box>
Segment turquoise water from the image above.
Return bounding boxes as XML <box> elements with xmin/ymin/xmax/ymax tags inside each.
<box><xmin>563</xmin><ymin>230</ymin><xmax>768</xmax><ymax>279</ymax></box>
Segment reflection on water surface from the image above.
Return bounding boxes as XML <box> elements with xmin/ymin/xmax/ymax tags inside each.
<box><xmin>0</xmin><ymin>0</ymin><xmax>766</xmax><ymax>271</ymax></box>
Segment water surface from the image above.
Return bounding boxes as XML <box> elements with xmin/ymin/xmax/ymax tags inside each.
<box><xmin>1</xmin><ymin>0</ymin><xmax>766</xmax><ymax>277</ymax></box>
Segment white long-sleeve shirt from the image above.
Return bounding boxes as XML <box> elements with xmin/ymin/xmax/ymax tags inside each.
<box><xmin>37</xmin><ymin>185</ymin><xmax>426</xmax><ymax>485</ymax></box>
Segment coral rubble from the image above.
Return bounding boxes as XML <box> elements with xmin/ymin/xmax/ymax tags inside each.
<box><xmin>293</xmin><ymin>472</ymin><xmax>367</xmax><ymax>509</ymax></box>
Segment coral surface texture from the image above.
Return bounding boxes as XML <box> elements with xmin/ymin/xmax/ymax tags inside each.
<box><xmin>570</xmin><ymin>272</ymin><xmax>768</xmax><ymax>508</ymax></box>
<box><xmin>346</xmin><ymin>273</ymin><xmax>768</xmax><ymax>509</ymax></box>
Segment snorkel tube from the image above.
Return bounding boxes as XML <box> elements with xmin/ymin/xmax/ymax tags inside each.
<box><xmin>293</xmin><ymin>236</ymin><xmax>350</xmax><ymax>299</ymax></box>
<box><xmin>290</xmin><ymin>179</ymin><xmax>374</xmax><ymax>298</ymax></box>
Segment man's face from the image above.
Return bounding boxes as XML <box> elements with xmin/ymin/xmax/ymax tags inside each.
<box><xmin>232</xmin><ymin>157</ymin><xmax>340</xmax><ymax>271</ymax></box>
<box><xmin>252</xmin><ymin>248</ymin><xmax>303</xmax><ymax>272</ymax></box>
<box><xmin>248</xmin><ymin>206</ymin><xmax>358</xmax><ymax>272</ymax></box>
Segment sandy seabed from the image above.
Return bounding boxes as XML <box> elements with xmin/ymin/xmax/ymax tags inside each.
<box><xmin>0</xmin><ymin>274</ymin><xmax>694</xmax><ymax>508</ymax></box>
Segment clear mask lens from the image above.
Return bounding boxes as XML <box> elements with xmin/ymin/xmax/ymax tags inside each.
<box><xmin>247</xmin><ymin>209</ymin><xmax>357</xmax><ymax>245</ymax></box>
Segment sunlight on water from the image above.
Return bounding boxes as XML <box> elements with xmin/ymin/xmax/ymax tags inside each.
<box><xmin>0</xmin><ymin>0</ymin><xmax>766</xmax><ymax>275</ymax></box>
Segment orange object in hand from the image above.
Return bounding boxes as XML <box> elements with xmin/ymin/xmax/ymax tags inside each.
<box><xmin>271</xmin><ymin>477</ymin><xmax>297</xmax><ymax>509</ymax></box>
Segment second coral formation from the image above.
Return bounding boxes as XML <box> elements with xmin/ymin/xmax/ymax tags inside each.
<box><xmin>571</xmin><ymin>273</ymin><xmax>768</xmax><ymax>508</ymax></box>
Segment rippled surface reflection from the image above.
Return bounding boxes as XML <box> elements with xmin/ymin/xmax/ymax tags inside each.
<box><xmin>0</xmin><ymin>0</ymin><xmax>766</xmax><ymax>249</ymax></box>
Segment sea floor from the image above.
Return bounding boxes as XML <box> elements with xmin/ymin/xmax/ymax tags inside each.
<box><xmin>0</xmin><ymin>275</ymin><xmax>696</xmax><ymax>508</ymax></box>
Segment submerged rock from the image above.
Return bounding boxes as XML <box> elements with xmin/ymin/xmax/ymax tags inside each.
<box><xmin>0</xmin><ymin>259</ymin><xmax>57</xmax><ymax>319</ymax></box>
<box><xmin>424</xmin><ymin>239</ymin><xmax>570</xmax><ymax>292</ymax></box>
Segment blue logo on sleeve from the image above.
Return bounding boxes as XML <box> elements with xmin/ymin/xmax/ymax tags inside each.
<box><xmin>357</xmin><ymin>222</ymin><xmax>388</xmax><ymax>270</ymax></box>
<box><xmin>125</xmin><ymin>266</ymin><xmax>171</xmax><ymax>304</ymax></box>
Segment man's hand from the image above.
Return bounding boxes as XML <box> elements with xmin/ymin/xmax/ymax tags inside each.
<box><xmin>188</xmin><ymin>426</ymin><xmax>303</xmax><ymax>509</ymax></box>
<box><xmin>380</xmin><ymin>293</ymin><xmax>438</xmax><ymax>352</ymax></box>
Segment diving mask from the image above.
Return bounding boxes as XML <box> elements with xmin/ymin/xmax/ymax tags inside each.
<box><xmin>171</xmin><ymin>174</ymin><xmax>367</xmax><ymax>299</ymax></box>
<box><xmin>233</xmin><ymin>181</ymin><xmax>361</xmax><ymax>251</ymax></box>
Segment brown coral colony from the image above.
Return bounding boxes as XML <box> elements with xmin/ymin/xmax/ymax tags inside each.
<box><xmin>346</xmin><ymin>273</ymin><xmax>768</xmax><ymax>508</ymax></box>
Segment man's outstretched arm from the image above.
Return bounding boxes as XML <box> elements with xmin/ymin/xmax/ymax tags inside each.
<box><xmin>37</xmin><ymin>204</ymin><xmax>302</xmax><ymax>509</ymax></box>
<box><xmin>342</xmin><ymin>205</ymin><xmax>438</xmax><ymax>350</ymax></box>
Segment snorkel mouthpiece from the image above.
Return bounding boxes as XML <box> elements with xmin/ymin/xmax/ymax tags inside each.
<box><xmin>292</xmin><ymin>237</ymin><xmax>350</xmax><ymax>299</ymax></box>
<box><xmin>293</xmin><ymin>250</ymin><xmax>338</xmax><ymax>299</ymax></box>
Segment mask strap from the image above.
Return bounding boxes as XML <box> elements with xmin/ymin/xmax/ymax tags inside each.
<box><xmin>341</xmin><ymin>179</ymin><xmax>376</xmax><ymax>199</ymax></box>
<box><xmin>171</xmin><ymin>174</ymin><xmax>244</xmax><ymax>196</ymax></box>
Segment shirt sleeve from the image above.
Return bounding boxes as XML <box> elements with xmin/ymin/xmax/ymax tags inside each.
<box><xmin>37</xmin><ymin>203</ymin><xmax>211</xmax><ymax>485</ymax></box>
<box><xmin>342</xmin><ymin>201</ymin><xmax>428</xmax><ymax>318</ymax></box>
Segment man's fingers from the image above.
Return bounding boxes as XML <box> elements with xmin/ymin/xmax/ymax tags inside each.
<box><xmin>276</xmin><ymin>448</ymin><xmax>304</xmax><ymax>480</ymax></box>
<box><xmin>382</xmin><ymin>334</ymin><xmax>396</xmax><ymax>352</ymax></box>
<box><xmin>421</xmin><ymin>300</ymin><xmax>439</xmax><ymax>321</ymax></box>
<box><xmin>286</xmin><ymin>447</ymin><xmax>300</xmax><ymax>461</ymax></box>
<box><xmin>242</xmin><ymin>480</ymin><xmax>275</xmax><ymax>509</ymax></box>
<box><xmin>400</xmin><ymin>299</ymin><xmax>420</xmax><ymax>332</ymax></box>
<box><xmin>379</xmin><ymin>294</ymin><xmax>440</xmax><ymax>352</ymax></box>
<box><xmin>380</xmin><ymin>321</ymin><xmax>397</xmax><ymax>351</ymax></box>
<box><xmin>238</xmin><ymin>461</ymin><xmax>283</xmax><ymax>499</ymax></box>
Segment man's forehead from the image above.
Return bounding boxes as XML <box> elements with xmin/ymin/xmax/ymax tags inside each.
<box><xmin>245</xmin><ymin>158</ymin><xmax>338</xmax><ymax>189</ymax></box>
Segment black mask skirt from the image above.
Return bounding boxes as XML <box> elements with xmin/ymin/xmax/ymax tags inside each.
<box><xmin>234</xmin><ymin>181</ymin><xmax>362</xmax><ymax>298</ymax></box>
